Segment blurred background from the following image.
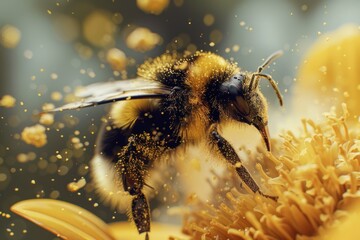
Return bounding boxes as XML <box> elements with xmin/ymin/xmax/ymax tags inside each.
<box><xmin>1</xmin><ymin>0</ymin><xmax>360</xmax><ymax>239</ymax></box>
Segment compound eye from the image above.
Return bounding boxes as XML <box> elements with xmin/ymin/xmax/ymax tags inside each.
<box><xmin>228</xmin><ymin>74</ymin><xmax>245</xmax><ymax>95</ymax></box>
<box><xmin>231</xmin><ymin>73</ymin><xmax>245</xmax><ymax>82</ymax></box>
<box><xmin>220</xmin><ymin>73</ymin><xmax>246</xmax><ymax>97</ymax></box>
<box><xmin>234</xmin><ymin>95</ymin><xmax>250</xmax><ymax>116</ymax></box>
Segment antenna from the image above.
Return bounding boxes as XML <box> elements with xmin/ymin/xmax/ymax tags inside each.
<box><xmin>257</xmin><ymin>50</ymin><xmax>283</xmax><ymax>74</ymax></box>
<box><xmin>249</xmin><ymin>50</ymin><xmax>284</xmax><ymax>106</ymax></box>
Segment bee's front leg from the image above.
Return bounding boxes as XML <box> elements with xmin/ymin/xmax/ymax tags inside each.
<box><xmin>210</xmin><ymin>126</ymin><xmax>278</xmax><ymax>201</ymax></box>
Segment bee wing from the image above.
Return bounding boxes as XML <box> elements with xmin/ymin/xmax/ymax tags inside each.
<box><xmin>75</xmin><ymin>78</ymin><xmax>165</xmax><ymax>98</ymax></box>
<box><xmin>48</xmin><ymin>78</ymin><xmax>171</xmax><ymax>112</ymax></box>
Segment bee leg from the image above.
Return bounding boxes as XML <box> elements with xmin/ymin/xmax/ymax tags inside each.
<box><xmin>122</xmin><ymin>167</ymin><xmax>151</xmax><ymax>237</ymax></box>
<box><xmin>132</xmin><ymin>192</ymin><xmax>151</xmax><ymax>236</ymax></box>
<box><xmin>210</xmin><ymin>129</ymin><xmax>278</xmax><ymax>201</ymax></box>
<box><xmin>117</xmin><ymin>144</ymin><xmax>151</xmax><ymax>238</ymax></box>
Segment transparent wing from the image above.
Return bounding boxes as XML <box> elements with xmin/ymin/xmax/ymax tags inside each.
<box><xmin>48</xmin><ymin>78</ymin><xmax>171</xmax><ymax>112</ymax></box>
<box><xmin>75</xmin><ymin>78</ymin><xmax>167</xmax><ymax>98</ymax></box>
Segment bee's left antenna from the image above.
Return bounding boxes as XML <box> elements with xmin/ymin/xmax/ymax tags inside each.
<box><xmin>257</xmin><ymin>50</ymin><xmax>283</xmax><ymax>74</ymax></box>
<box><xmin>249</xmin><ymin>50</ymin><xmax>283</xmax><ymax>90</ymax></box>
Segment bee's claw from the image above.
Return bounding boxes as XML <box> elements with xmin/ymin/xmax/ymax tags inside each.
<box><xmin>259</xmin><ymin>191</ymin><xmax>278</xmax><ymax>202</ymax></box>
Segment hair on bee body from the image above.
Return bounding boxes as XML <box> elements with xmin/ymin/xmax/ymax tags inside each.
<box><xmin>49</xmin><ymin>50</ymin><xmax>283</xmax><ymax>239</ymax></box>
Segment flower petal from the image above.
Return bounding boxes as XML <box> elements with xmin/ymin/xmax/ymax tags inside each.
<box><xmin>295</xmin><ymin>24</ymin><xmax>360</xmax><ymax>122</ymax></box>
<box><xmin>11</xmin><ymin>199</ymin><xmax>115</xmax><ymax>240</ymax></box>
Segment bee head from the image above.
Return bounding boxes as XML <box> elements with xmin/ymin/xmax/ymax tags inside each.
<box><xmin>219</xmin><ymin>51</ymin><xmax>283</xmax><ymax>151</ymax></box>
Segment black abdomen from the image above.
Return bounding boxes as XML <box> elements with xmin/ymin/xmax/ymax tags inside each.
<box><xmin>96</xmin><ymin>103</ymin><xmax>182</xmax><ymax>164</ymax></box>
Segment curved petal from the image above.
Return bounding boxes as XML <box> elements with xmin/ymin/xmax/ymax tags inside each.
<box><xmin>11</xmin><ymin>199</ymin><xmax>115</xmax><ymax>240</ymax></box>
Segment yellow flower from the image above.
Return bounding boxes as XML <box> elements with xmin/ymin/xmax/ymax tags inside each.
<box><xmin>323</xmin><ymin>203</ymin><xmax>360</xmax><ymax>240</ymax></box>
<box><xmin>11</xmin><ymin>199</ymin><xmax>189</xmax><ymax>240</ymax></box>
<box><xmin>294</xmin><ymin>24</ymin><xmax>360</xmax><ymax>123</ymax></box>
<box><xmin>183</xmin><ymin>103</ymin><xmax>360</xmax><ymax>239</ymax></box>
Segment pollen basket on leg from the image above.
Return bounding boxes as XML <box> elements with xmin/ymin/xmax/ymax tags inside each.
<box><xmin>110</xmin><ymin>99</ymin><xmax>159</xmax><ymax>129</ymax></box>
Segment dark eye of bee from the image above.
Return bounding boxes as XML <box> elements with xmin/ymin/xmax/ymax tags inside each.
<box><xmin>231</xmin><ymin>73</ymin><xmax>245</xmax><ymax>82</ymax></box>
<box><xmin>220</xmin><ymin>73</ymin><xmax>245</xmax><ymax>97</ymax></box>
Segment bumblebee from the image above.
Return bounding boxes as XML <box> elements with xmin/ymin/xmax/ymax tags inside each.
<box><xmin>50</xmin><ymin>50</ymin><xmax>283</xmax><ymax>239</ymax></box>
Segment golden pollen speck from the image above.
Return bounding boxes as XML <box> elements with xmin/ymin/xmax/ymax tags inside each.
<box><xmin>232</xmin><ymin>44</ymin><xmax>240</xmax><ymax>52</ymax></box>
<box><xmin>174</xmin><ymin>61</ymin><xmax>188</xmax><ymax>70</ymax></box>
<box><xmin>0</xmin><ymin>173</ymin><xmax>8</xmax><ymax>182</ymax></box>
<box><xmin>67</xmin><ymin>178</ymin><xmax>87</xmax><ymax>192</ymax></box>
<box><xmin>21</xmin><ymin>124</ymin><xmax>47</xmax><ymax>147</ymax></box>
<box><xmin>301</xmin><ymin>4</ymin><xmax>308</xmax><ymax>11</ymax></box>
<box><xmin>0</xmin><ymin>25</ymin><xmax>21</xmax><ymax>48</ymax></box>
<box><xmin>83</xmin><ymin>11</ymin><xmax>115</xmax><ymax>48</ymax></box>
<box><xmin>0</xmin><ymin>95</ymin><xmax>16</xmax><ymax>108</ymax></box>
<box><xmin>126</xmin><ymin>27</ymin><xmax>162</xmax><ymax>52</ymax></box>
<box><xmin>50</xmin><ymin>73</ymin><xmax>58</xmax><ymax>80</ymax></box>
<box><xmin>106</xmin><ymin>48</ymin><xmax>127</xmax><ymax>71</ymax></box>
<box><xmin>136</xmin><ymin>0</ymin><xmax>169</xmax><ymax>15</ymax></box>
<box><xmin>203</xmin><ymin>14</ymin><xmax>215</xmax><ymax>26</ymax></box>
<box><xmin>209</xmin><ymin>29</ymin><xmax>223</xmax><ymax>43</ymax></box>
<box><xmin>24</xmin><ymin>50</ymin><xmax>33</xmax><ymax>59</ymax></box>
<box><xmin>51</xmin><ymin>91</ymin><xmax>63</xmax><ymax>101</ymax></box>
